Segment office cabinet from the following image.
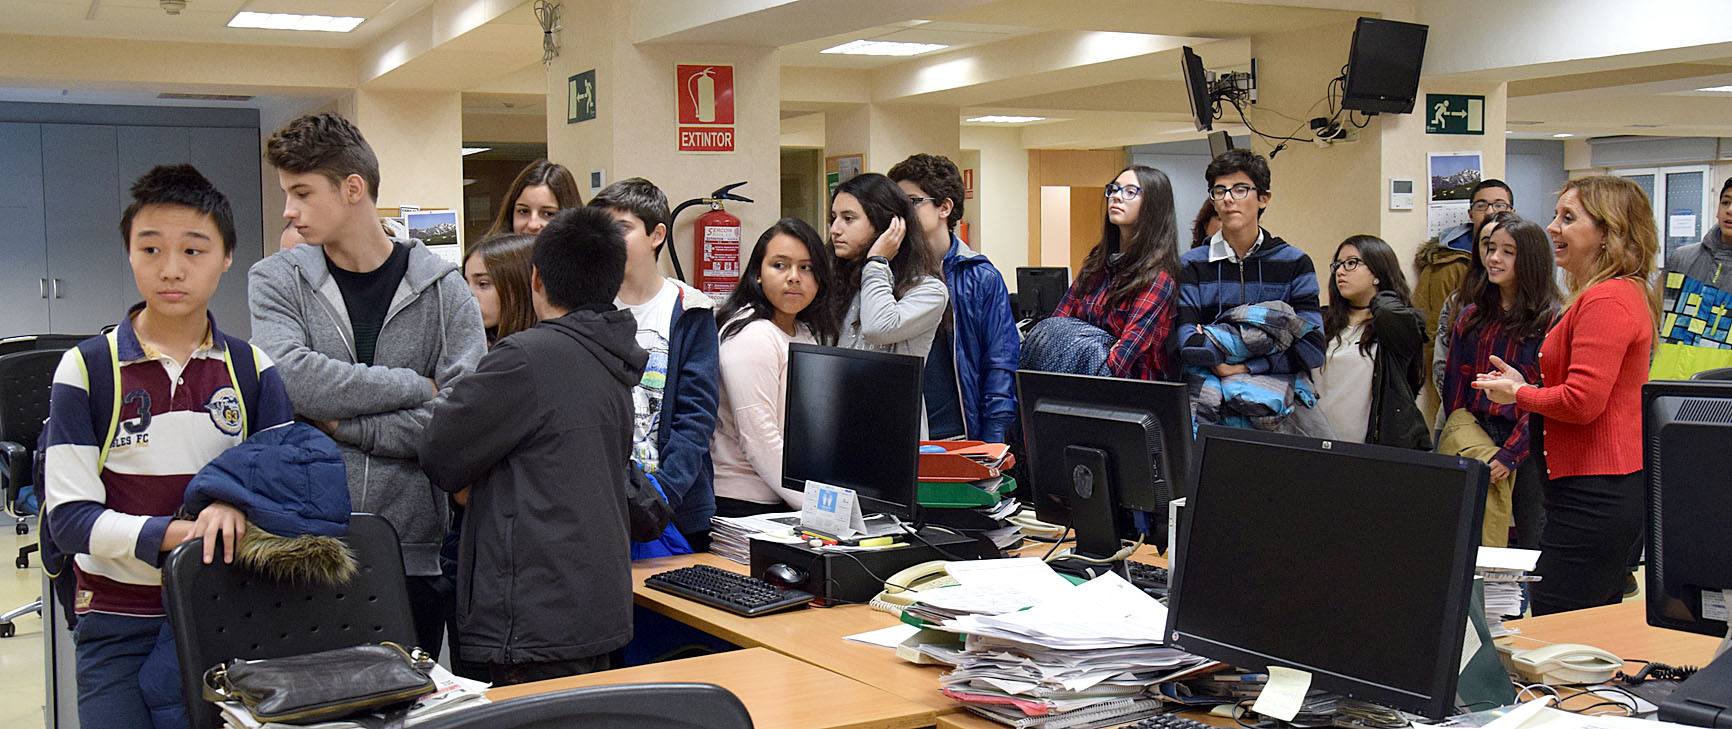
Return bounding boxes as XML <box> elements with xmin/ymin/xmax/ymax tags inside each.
<box><xmin>0</xmin><ymin>123</ymin><xmax>50</xmax><ymax>338</ymax></box>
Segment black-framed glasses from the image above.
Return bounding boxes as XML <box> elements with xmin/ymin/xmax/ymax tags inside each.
<box><xmin>1470</xmin><ymin>200</ymin><xmax>1513</xmax><ymax>213</ymax></box>
<box><xmin>908</xmin><ymin>195</ymin><xmax>939</xmax><ymax>207</ymax></box>
<box><xmin>1209</xmin><ymin>184</ymin><xmax>1258</xmax><ymax>201</ymax></box>
<box><xmin>1331</xmin><ymin>257</ymin><xmax>1366</xmax><ymax>273</ymax></box>
<box><xmin>1104</xmin><ymin>183</ymin><xmax>1142</xmax><ymax>201</ymax></box>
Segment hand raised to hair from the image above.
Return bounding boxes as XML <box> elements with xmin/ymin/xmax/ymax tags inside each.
<box><xmin>867</xmin><ymin>216</ymin><xmax>906</xmax><ymax>261</ymax></box>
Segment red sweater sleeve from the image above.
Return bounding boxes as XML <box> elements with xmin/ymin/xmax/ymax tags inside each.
<box><xmin>1515</xmin><ymin>293</ymin><xmax>1641</xmax><ymax>425</ymax></box>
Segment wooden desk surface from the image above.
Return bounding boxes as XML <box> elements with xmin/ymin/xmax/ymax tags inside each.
<box><xmin>1501</xmin><ymin>599</ymin><xmax>1722</xmax><ymax>668</ymax></box>
<box><xmin>485</xmin><ymin>647</ymin><xmax>937</xmax><ymax>729</ymax></box>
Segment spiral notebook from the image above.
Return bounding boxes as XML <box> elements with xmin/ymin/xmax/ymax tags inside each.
<box><xmin>966</xmin><ymin>697</ymin><xmax>1165</xmax><ymax>729</ymax></box>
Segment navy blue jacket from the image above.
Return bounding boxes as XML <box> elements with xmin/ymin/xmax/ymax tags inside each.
<box><xmin>656</xmin><ymin>282</ymin><xmax>722</xmax><ymax>536</ymax></box>
<box><xmin>942</xmin><ymin>235</ymin><xmax>1022</xmax><ymax>443</ymax></box>
<box><xmin>182</xmin><ymin>422</ymin><xmax>351</xmax><ymax>539</ymax></box>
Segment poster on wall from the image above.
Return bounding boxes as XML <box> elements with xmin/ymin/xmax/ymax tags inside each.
<box><xmin>825</xmin><ymin>154</ymin><xmax>864</xmax><ymax>200</ymax></box>
<box><xmin>677</xmin><ymin>64</ymin><xmax>735</xmax><ymax>153</ymax></box>
<box><xmin>1426</xmin><ymin>152</ymin><xmax>1482</xmax><ymax>240</ymax></box>
<box><xmin>407</xmin><ymin>210</ymin><xmax>460</xmax><ymax>247</ymax></box>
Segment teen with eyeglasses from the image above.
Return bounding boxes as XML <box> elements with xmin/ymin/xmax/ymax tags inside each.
<box><xmin>1047</xmin><ymin>165</ymin><xmax>1183</xmax><ymax>380</ymax></box>
<box><xmin>1416</xmin><ymin>179</ymin><xmax>1514</xmax><ymax>424</ymax></box>
<box><xmin>1177</xmin><ymin>150</ymin><xmax>1326</xmax><ymax>411</ymax></box>
<box><xmin>1312</xmin><ymin>235</ymin><xmax>1428</xmax><ymax>448</ymax></box>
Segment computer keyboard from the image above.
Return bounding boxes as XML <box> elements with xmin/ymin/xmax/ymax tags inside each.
<box><xmin>644</xmin><ymin>564</ymin><xmax>815</xmax><ymax>617</ymax></box>
<box><xmin>1126</xmin><ymin>712</ymin><xmax>1215</xmax><ymax>729</ymax></box>
<box><xmin>1127</xmin><ymin>560</ymin><xmax>1170</xmax><ymax>597</ymax></box>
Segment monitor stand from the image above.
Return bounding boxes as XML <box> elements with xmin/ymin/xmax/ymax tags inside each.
<box><xmin>1048</xmin><ymin>445</ymin><xmax>1130</xmax><ymax>582</ymax></box>
<box><xmin>1660</xmin><ymin>631</ymin><xmax>1732</xmax><ymax>728</ymax></box>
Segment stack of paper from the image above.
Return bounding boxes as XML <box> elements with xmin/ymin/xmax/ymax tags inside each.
<box><xmin>218</xmin><ymin>664</ymin><xmax>490</xmax><ymax>728</ymax></box>
<box><xmin>1477</xmin><ymin>547</ymin><xmax>1541</xmax><ymax>636</ymax></box>
<box><xmin>929</xmin><ymin>572</ymin><xmax>1209</xmax><ymax>726</ymax></box>
<box><xmin>708</xmin><ymin>511</ymin><xmax>804</xmax><ymax>564</ymax></box>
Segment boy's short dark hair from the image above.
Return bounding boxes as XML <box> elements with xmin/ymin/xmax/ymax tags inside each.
<box><xmin>120</xmin><ymin>164</ymin><xmax>237</xmax><ymax>254</ymax></box>
<box><xmin>1470</xmin><ymin>178</ymin><xmax>1514</xmax><ymax>204</ymax></box>
<box><xmin>534</xmin><ymin>207</ymin><xmax>627</xmax><ymax>311</ymax></box>
<box><xmin>887</xmin><ymin>153</ymin><xmax>965</xmax><ymax>230</ymax></box>
<box><xmin>1205</xmin><ymin>148</ymin><xmax>1272</xmax><ymax>192</ymax></box>
<box><xmin>589</xmin><ymin>178</ymin><xmax>671</xmax><ymax>240</ymax></box>
<box><xmin>1723</xmin><ymin>176</ymin><xmax>1732</xmax><ymax>197</ymax></box>
<box><xmin>266</xmin><ymin>112</ymin><xmax>382</xmax><ymax>202</ymax></box>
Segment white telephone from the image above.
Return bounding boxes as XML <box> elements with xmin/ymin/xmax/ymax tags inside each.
<box><xmin>1508</xmin><ymin>643</ymin><xmax>1624</xmax><ymax>685</ymax></box>
<box><xmin>870</xmin><ymin>561</ymin><xmax>959</xmax><ymax>616</ymax></box>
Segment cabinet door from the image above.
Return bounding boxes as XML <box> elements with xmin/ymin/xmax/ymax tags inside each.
<box><xmin>190</xmin><ymin>126</ymin><xmax>263</xmax><ymax>338</ymax></box>
<box><xmin>0</xmin><ymin>123</ymin><xmax>50</xmax><ymax>338</ymax></box>
<box><xmin>41</xmin><ymin>124</ymin><xmax>129</xmax><ymax>335</ymax></box>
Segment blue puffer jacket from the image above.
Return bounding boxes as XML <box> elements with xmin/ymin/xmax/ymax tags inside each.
<box><xmin>943</xmin><ymin>235</ymin><xmax>1022</xmax><ymax>443</ymax></box>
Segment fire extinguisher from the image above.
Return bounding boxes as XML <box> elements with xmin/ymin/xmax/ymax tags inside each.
<box><xmin>665</xmin><ymin>182</ymin><xmax>752</xmax><ymax>296</ymax></box>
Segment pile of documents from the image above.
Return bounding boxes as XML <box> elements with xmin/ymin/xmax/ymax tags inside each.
<box><xmin>912</xmin><ymin>563</ymin><xmax>1209</xmax><ymax>728</ymax></box>
<box><xmin>1476</xmin><ymin>547</ymin><xmax>1541</xmax><ymax>637</ymax></box>
<box><xmin>217</xmin><ymin>664</ymin><xmax>489</xmax><ymax>728</ymax></box>
<box><xmin>707</xmin><ymin>511</ymin><xmax>804</xmax><ymax>564</ymax></box>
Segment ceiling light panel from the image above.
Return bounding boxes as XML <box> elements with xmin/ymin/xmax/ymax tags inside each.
<box><xmin>228</xmin><ymin>12</ymin><xmax>365</xmax><ymax>32</ymax></box>
<box><xmin>966</xmin><ymin>115</ymin><xmax>1047</xmax><ymax>124</ymax></box>
<box><xmin>821</xmin><ymin>40</ymin><xmax>949</xmax><ymax>56</ymax></box>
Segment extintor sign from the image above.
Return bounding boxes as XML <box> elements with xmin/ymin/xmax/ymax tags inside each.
<box><xmin>676</xmin><ymin>64</ymin><xmax>735</xmax><ymax>153</ymax></box>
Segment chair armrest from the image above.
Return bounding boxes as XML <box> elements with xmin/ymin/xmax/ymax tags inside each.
<box><xmin>0</xmin><ymin>441</ymin><xmax>26</xmax><ymax>507</ymax></box>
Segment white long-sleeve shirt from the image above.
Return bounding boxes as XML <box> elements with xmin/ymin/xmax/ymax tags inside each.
<box><xmin>711</xmin><ymin>318</ymin><xmax>815</xmax><ymax>507</ymax></box>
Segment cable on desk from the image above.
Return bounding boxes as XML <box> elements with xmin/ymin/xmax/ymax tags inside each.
<box><xmin>1040</xmin><ymin>526</ymin><xmax>1073</xmax><ymax>561</ymax></box>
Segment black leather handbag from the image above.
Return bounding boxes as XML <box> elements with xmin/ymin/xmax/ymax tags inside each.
<box><xmin>202</xmin><ymin>641</ymin><xmax>436</xmax><ymax>725</ymax></box>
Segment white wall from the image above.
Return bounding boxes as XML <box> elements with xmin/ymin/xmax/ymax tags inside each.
<box><xmin>1505</xmin><ymin>139</ymin><xmax>1568</xmax><ymax>225</ymax></box>
<box><xmin>962</xmin><ymin>125</ymin><xmax>1030</xmax><ymax>281</ymax></box>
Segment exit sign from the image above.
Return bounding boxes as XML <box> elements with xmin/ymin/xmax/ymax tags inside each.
<box><xmin>1426</xmin><ymin>94</ymin><xmax>1484</xmax><ymax>135</ymax></box>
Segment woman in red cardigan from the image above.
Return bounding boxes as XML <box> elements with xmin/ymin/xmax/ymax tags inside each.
<box><xmin>1474</xmin><ymin>175</ymin><xmax>1656</xmax><ymax>615</ymax></box>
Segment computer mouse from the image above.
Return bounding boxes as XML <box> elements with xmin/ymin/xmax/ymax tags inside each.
<box><xmin>763</xmin><ymin>563</ymin><xmax>807</xmax><ymax>588</ymax></box>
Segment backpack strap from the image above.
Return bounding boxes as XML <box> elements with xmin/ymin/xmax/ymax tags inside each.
<box><xmin>76</xmin><ymin>331</ymin><xmax>122</xmax><ymax>472</ymax></box>
<box><xmin>218</xmin><ymin>333</ymin><xmax>262</xmax><ymax>438</ymax></box>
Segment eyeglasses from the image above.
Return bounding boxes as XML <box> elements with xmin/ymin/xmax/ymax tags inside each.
<box><xmin>908</xmin><ymin>195</ymin><xmax>939</xmax><ymax>207</ymax></box>
<box><xmin>1470</xmin><ymin>200</ymin><xmax>1513</xmax><ymax>213</ymax></box>
<box><xmin>1330</xmin><ymin>257</ymin><xmax>1366</xmax><ymax>273</ymax></box>
<box><xmin>1104</xmin><ymin>183</ymin><xmax>1142</xmax><ymax>201</ymax></box>
<box><xmin>1209</xmin><ymin>184</ymin><xmax>1259</xmax><ymax>201</ymax></box>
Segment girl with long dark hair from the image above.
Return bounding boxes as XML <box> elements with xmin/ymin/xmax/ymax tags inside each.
<box><xmin>484</xmin><ymin>160</ymin><xmax>583</xmax><ymax>237</ymax></box>
<box><xmin>1313</xmin><ymin>235</ymin><xmax>1428</xmax><ymax>447</ymax></box>
<box><xmin>462</xmin><ymin>233</ymin><xmax>537</xmax><ymax>345</ymax></box>
<box><xmin>828</xmin><ymin>173</ymin><xmax>948</xmax><ymax>359</ymax></box>
<box><xmin>711</xmin><ymin>219</ymin><xmax>839</xmax><ymax>515</ymax></box>
<box><xmin>1438</xmin><ymin>212</ymin><xmax>1560</xmax><ymax>548</ymax></box>
<box><xmin>1050</xmin><ymin>165</ymin><xmax>1183</xmax><ymax>380</ymax></box>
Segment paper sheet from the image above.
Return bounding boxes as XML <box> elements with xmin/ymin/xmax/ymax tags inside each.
<box><xmin>946</xmin><ymin>558</ymin><xmax>1074</xmax><ymax>592</ymax></box>
<box><xmin>844</xmin><ymin>623</ymin><xmax>921</xmax><ymax>648</ymax></box>
<box><xmin>1477</xmin><ymin>547</ymin><xmax>1542</xmax><ymax>572</ymax></box>
<box><xmin>1250</xmin><ymin>665</ymin><xmax>1312</xmax><ymax>722</ymax></box>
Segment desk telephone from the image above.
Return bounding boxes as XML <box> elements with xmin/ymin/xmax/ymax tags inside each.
<box><xmin>1506</xmin><ymin>643</ymin><xmax>1624</xmax><ymax>685</ymax></box>
<box><xmin>870</xmin><ymin>561</ymin><xmax>957</xmax><ymax>615</ymax></box>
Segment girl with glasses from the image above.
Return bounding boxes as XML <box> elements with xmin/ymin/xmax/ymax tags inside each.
<box><xmin>1047</xmin><ymin>165</ymin><xmax>1183</xmax><ymax>380</ymax></box>
<box><xmin>1313</xmin><ymin>235</ymin><xmax>1428</xmax><ymax>448</ymax></box>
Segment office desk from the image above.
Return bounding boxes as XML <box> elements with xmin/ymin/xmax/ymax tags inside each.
<box><xmin>1502</xmin><ymin>599</ymin><xmax>1722</xmax><ymax>667</ymax></box>
<box><xmin>485</xmin><ymin>647</ymin><xmax>938</xmax><ymax>729</ymax></box>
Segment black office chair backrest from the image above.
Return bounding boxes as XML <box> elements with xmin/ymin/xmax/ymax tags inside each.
<box><xmin>0</xmin><ymin>334</ymin><xmax>90</xmax><ymax>358</ymax></box>
<box><xmin>0</xmin><ymin>349</ymin><xmax>63</xmax><ymax>449</ymax></box>
<box><xmin>163</xmin><ymin>513</ymin><xmax>417</xmax><ymax>729</ymax></box>
<box><xmin>1692</xmin><ymin>367</ymin><xmax>1732</xmax><ymax>381</ymax></box>
<box><xmin>417</xmin><ymin>683</ymin><xmax>753</xmax><ymax>729</ymax></box>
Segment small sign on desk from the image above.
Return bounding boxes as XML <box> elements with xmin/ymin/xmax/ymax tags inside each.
<box><xmin>801</xmin><ymin>481</ymin><xmax>867</xmax><ymax>539</ymax></box>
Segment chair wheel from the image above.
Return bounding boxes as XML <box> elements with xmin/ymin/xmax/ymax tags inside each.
<box><xmin>14</xmin><ymin>556</ymin><xmax>26</xmax><ymax>569</ymax></box>
<box><xmin>0</xmin><ymin>623</ymin><xmax>13</xmax><ymax>638</ymax></box>
<box><xmin>14</xmin><ymin>523</ymin><xmax>26</xmax><ymax>535</ymax></box>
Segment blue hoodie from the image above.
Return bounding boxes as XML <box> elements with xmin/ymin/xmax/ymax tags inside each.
<box><xmin>937</xmin><ymin>235</ymin><xmax>1022</xmax><ymax>442</ymax></box>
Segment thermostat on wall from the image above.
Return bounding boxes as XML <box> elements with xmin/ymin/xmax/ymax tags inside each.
<box><xmin>1390</xmin><ymin>178</ymin><xmax>1415</xmax><ymax>210</ymax></box>
<box><xmin>590</xmin><ymin>169</ymin><xmax>605</xmax><ymax>193</ymax></box>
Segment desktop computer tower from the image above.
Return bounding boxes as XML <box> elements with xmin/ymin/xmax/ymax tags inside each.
<box><xmin>749</xmin><ymin>529</ymin><xmax>998</xmax><ymax>605</ymax></box>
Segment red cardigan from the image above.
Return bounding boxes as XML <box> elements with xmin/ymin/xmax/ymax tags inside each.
<box><xmin>1515</xmin><ymin>278</ymin><xmax>1652</xmax><ymax>479</ymax></box>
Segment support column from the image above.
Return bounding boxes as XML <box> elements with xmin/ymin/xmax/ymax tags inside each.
<box><xmin>339</xmin><ymin>89</ymin><xmax>465</xmax><ymax>227</ymax></box>
<box><xmin>823</xmin><ymin>104</ymin><xmax>962</xmax><ymax>175</ymax></box>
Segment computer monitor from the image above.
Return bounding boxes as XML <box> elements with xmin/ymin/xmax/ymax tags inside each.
<box><xmin>783</xmin><ymin>344</ymin><xmax>923</xmax><ymax>518</ymax></box>
<box><xmin>1015</xmin><ymin>267</ymin><xmax>1070</xmax><ymax>321</ymax></box>
<box><xmin>1015</xmin><ymin>370</ymin><xmax>1192</xmax><ymax>557</ymax></box>
<box><xmin>1166</xmin><ymin>426</ymin><xmax>1486</xmax><ymax>720</ymax></box>
<box><xmin>1341</xmin><ymin>17</ymin><xmax>1428</xmax><ymax>114</ymax></box>
<box><xmin>1643</xmin><ymin>381</ymin><xmax>1732</xmax><ymax>728</ymax></box>
<box><xmin>1181</xmin><ymin>46</ymin><xmax>1214</xmax><ymax>132</ymax></box>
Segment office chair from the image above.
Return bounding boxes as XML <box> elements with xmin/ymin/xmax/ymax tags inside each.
<box><xmin>163</xmin><ymin>513</ymin><xmax>418</xmax><ymax>729</ymax></box>
<box><xmin>0</xmin><ymin>349</ymin><xmax>66</xmax><ymax>638</ymax></box>
<box><xmin>419</xmin><ymin>683</ymin><xmax>753</xmax><ymax>729</ymax></box>
<box><xmin>0</xmin><ymin>334</ymin><xmax>91</xmax><ymax>358</ymax></box>
<box><xmin>1691</xmin><ymin>367</ymin><xmax>1732</xmax><ymax>381</ymax></box>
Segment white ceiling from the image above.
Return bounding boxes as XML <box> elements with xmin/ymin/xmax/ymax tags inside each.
<box><xmin>0</xmin><ymin>0</ymin><xmax>435</xmax><ymax>48</ymax></box>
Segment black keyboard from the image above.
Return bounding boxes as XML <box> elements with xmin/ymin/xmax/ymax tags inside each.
<box><xmin>1126</xmin><ymin>712</ymin><xmax>1215</xmax><ymax>729</ymax></box>
<box><xmin>644</xmin><ymin>565</ymin><xmax>815</xmax><ymax>617</ymax></box>
<box><xmin>1127</xmin><ymin>560</ymin><xmax>1170</xmax><ymax>596</ymax></box>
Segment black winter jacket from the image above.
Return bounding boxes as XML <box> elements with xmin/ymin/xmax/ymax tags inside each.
<box><xmin>1363</xmin><ymin>291</ymin><xmax>1431</xmax><ymax>450</ymax></box>
<box><xmin>420</xmin><ymin>307</ymin><xmax>648</xmax><ymax>664</ymax></box>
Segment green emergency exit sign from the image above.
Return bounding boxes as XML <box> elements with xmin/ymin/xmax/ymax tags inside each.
<box><xmin>1426</xmin><ymin>94</ymin><xmax>1484</xmax><ymax>135</ymax></box>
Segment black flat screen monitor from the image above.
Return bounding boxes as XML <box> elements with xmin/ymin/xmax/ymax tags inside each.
<box><xmin>1166</xmin><ymin>426</ymin><xmax>1486</xmax><ymax>720</ymax></box>
<box><xmin>1341</xmin><ymin>17</ymin><xmax>1428</xmax><ymax>114</ymax></box>
<box><xmin>1016</xmin><ymin>370</ymin><xmax>1192</xmax><ymax>556</ymax></box>
<box><xmin>1181</xmin><ymin>45</ymin><xmax>1213</xmax><ymax>132</ymax></box>
<box><xmin>783</xmin><ymin>344</ymin><xmax>923</xmax><ymax>517</ymax></box>
<box><xmin>1015</xmin><ymin>267</ymin><xmax>1070</xmax><ymax>321</ymax></box>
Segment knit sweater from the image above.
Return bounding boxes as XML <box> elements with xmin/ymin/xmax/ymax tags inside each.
<box><xmin>1177</xmin><ymin>231</ymin><xmax>1324</xmax><ymax>375</ymax></box>
<box><xmin>1515</xmin><ymin>278</ymin><xmax>1652</xmax><ymax>479</ymax></box>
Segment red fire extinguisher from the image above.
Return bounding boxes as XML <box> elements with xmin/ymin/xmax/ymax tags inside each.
<box><xmin>694</xmin><ymin>201</ymin><xmax>742</xmax><ymax>298</ymax></box>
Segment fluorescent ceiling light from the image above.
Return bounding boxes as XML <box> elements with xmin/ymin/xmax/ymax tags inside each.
<box><xmin>1695</xmin><ymin>85</ymin><xmax>1732</xmax><ymax>93</ymax></box>
<box><xmin>821</xmin><ymin>40</ymin><xmax>948</xmax><ymax>56</ymax></box>
<box><xmin>967</xmin><ymin>115</ymin><xmax>1046</xmax><ymax>124</ymax></box>
<box><xmin>461</xmin><ymin>147</ymin><xmax>491</xmax><ymax>156</ymax></box>
<box><xmin>228</xmin><ymin>12</ymin><xmax>365</xmax><ymax>32</ymax></box>
<box><xmin>1552</xmin><ymin>133</ymin><xmax>1574</xmax><ymax>138</ymax></box>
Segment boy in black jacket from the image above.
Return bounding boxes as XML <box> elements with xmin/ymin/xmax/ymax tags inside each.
<box><xmin>420</xmin><ymin>207</ymin><xmax>647</xmax><ymax>686</ymax></box>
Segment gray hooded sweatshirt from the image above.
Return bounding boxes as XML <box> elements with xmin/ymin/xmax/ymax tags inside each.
<box><xmin>248</xmin><ymin>239</ymin><xmax>486</xmax><ymax>576</ymax></box>
<box><xmin>1669</xmin><ymin>227</ymin><xmax>1732</xmax><ymax>291</ymax></box>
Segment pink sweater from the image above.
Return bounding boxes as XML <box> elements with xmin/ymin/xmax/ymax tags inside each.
<box><xmin>711</xmin><ymin>318</ymin><xmax>814</xmax><ymax>508</ymax></box>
